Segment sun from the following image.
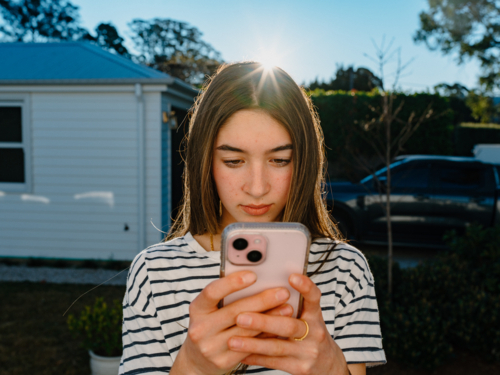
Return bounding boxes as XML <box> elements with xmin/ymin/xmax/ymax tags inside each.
<box><xmin>256</xmin><ymin>50</ymin><xmax>282</xmax><ymax>70</ymax></box>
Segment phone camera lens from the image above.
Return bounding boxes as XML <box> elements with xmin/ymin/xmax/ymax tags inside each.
<box><xmin>233</xmin><ymin>238</ymin><xmax>248</xmax><ymax>250</ymax></box>
<box><xmin>247</xmin><ymin>250</ymin><xmax>262</xmax><ymax>263</ymax></box>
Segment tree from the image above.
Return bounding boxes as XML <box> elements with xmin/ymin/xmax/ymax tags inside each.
<box><xmin>86</xmin><ymin>23</ymin><xmax>130</xmax><ymax>57</ymax></box>
<box><xmin>466</xmin><ymin>90</ymin><xmax>500</xmax><ymax>123</ymax></box>
<box><xmin>433</xmin><ymin>82</ymin><xmax>469</xmax><ymax>99</ymax></box>
<box><xmin>0</xmin><ymin>0</ymin><xmax>88</xmax><ymax>42</ymax></box>
<box><xmin>348</xmin><ymin>39</ymin><xmax>434</xmax><ymax>297</ymax></box>
<box><xmin>414</xmin><ymin>0</ymin><xmax>500</xmax><ymax>91</ymax></box>
<box><xmin>308</xmin><ymin>65</ymin><xmax>383</xmax><ymax>92</ymax></box>
<box><xmin>128</xmin><ymin>18</ymin><xmax>222</xmax><ymax>85</ymax></box>
<box><xmin>0</xmin><ymin>0</ymin><xmax>129</xmax><ymax>57</ymax></box>
<box><xmin>434</xmin><ymin>82</ymin><xmax>475</xmax><ymax>124</ymax></box>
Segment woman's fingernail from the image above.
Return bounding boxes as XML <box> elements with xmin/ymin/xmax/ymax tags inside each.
<box><xmin>280</xmin><ymin>305</ymin><xmax>293</xmax><ymax>316</ymax></box>
<box><xmin>237</xmin><ymin>314</ymin><xmax>252</xmax><ymax>327</ymax></box>
<box><xmin>243</xmin><ymin>272</ymin><xmax>257</xmax><ymax>284</ymax></box>
<box><xmin>276</xmin><ymin>288</ymin><xmax>289</xmax><ymax>302</ymax></box>
<box><xmin>290</xmin><ymin>275</ymin><xmax>302</xmax><ymax>286</ymax></box>
<box><xmin>230</xmin><ymin>338</ymin><xmax>243</xmax><ymax>349</ymax></box>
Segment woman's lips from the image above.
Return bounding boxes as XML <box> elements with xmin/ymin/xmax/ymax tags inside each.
<box><xmin>241</xmin><ymin>204</ymin><xmax>272</xmax><ymax>216</ymax></box>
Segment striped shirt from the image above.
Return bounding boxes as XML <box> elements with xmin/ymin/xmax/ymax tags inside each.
<box><xmin>119</xmin><ymin>232</ymin><xmax>386</xmax><ymax>374</ymax></box>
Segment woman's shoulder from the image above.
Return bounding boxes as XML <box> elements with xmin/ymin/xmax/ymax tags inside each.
<box><xmin>126</xmin><ymin>234</ymin><xmax>218</xmax><ymax>293</ymax></box>
<box><xmin>144</xmin><ymin>235</ymin><xmax>195</xmax><ymax>255</ymax></box>
<box><xmin>310</xmin><ymin>238</ymin><xmax>369</xmax><ymax>264</ymax></box>
<box><xmin>136</xmin><ymin>233</ymin><xmax>210</xmax><ymax>259</ymax></box>
<box><xmin>309</xmin><ymin>238</ymin><xmax>374</xmax><ymax>286</ymax></box>
<box><xmin>129</xmin><ymin>233</ymin><xmax>217</xmax><ymax>275</ymax></box>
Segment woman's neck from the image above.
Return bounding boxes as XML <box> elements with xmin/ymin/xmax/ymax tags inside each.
<box><xmin>193</xmin><ymin>232</ymin><xmax>222</xmax><ymax>252</ymax></box>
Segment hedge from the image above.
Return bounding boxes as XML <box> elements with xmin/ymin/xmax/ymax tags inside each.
<box><xmin>310</xmin><ymin>90</ymin><xmax>455</xmax><ymax>179</ymax></box>
<box><xmin>455</xmin><ymin>123</ymin><xmax>500</xmax><ymax>156</ymax></box>
<box><xmin>367</xmin><ymin>224</ymin><xmax>500</xmax><ymax>369</ymax></box>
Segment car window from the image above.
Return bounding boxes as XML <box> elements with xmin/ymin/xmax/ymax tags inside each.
<box><xmin>391</xmin><ymin>166</ymin><xmax>430</xmax><ymax>188</ymax></box>
<box><xmin>435</xmin><ymin>165</ymin><xmax>483</xmax><ymax>189</ymax></box>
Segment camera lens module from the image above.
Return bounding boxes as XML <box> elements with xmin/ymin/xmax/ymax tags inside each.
<box><xmin>247</xmin><ymin>250</ymin><xmax>262</xmax><ymax>263</ymax></box>
<box><xmin>233</xmin><ymin>238</ymin><xmax>248</xmax><ymax>250</ymax></box>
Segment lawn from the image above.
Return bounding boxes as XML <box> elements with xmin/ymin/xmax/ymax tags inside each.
<box><xmin>1</xmin><ymin>281</ymin><xmax>498</xmax><ymax>374</ymax></box>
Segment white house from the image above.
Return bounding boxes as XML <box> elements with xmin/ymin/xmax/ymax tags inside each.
<box><xmin>0</xmin><ymin>42</ymin><xmax>197</xmax><ymax>260</ymax></box>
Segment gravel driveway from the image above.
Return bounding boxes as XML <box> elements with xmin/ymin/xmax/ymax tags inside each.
<box><xmin>0</xmin><ymin>264</ymin><xmax>128</xmax><ymax>285</ymax></box>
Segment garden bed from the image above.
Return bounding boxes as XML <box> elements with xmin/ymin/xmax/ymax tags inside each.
<box><xmin>1</xmin><ymin>281</ymin><xmax>499</xmax><ymax>374</ymax></box>
<box><xmin>0</xmin><ymin>282</ymin><xmax>124</xmax><ymax>374</ymax></box>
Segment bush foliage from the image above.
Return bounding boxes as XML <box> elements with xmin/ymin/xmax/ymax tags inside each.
<box><xmin>310</xmin><ymin>90</ymin><xmax>455</xmax><ymax>179</ymax></box>
<box><xmin>367</xmin><ymin>224</ymin><xmax>500</xmax><ymax>369</ymax></box>
<box><xmin>455</xmin><ymin>123</ymin><xmax>500</xmax><ymax>156</ymax></box>
<box><xmin>67</xmin><ymin>297</ymin><xmax>123</xmax><ymax>357</ymax></box>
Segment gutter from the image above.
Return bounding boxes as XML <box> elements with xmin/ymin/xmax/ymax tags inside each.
<box><xmin>135</xmin><ymin>83</ymin><xmax>146</xmax><ymax>252</ymax></box>
<box><xmin>0</xmin><ymin>78</ymin><xmax>174</xmax><ymax>85</ymax></box>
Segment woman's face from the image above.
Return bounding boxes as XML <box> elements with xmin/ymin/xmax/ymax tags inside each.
<box><xmin>213</xmin><ymin>109</ymin><xmax>293</xmax><ymax>227</ymax></box>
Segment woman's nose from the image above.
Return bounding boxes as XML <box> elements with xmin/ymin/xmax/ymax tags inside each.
<box><xmin>243</xmin><ymin>164</ymin><xmax>270</xmax><ymax>198</ymax></box>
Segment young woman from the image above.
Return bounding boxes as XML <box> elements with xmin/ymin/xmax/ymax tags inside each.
<box><xmin>119</xmin><ymin>62</ymin><xmax>386</xmax><ymax>375</ymax></box>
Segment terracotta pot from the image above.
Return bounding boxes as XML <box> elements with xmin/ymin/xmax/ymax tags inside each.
<box><xmin>89</xmin><ymin>350</ymin><xmax>121</xmax><ymax>375</ymax></box>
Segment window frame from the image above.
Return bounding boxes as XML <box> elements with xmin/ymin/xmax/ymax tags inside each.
<box><xmin>0</xmin><ymin>94</ymin><xmax>32</xmax><ymax>193</ymax></box>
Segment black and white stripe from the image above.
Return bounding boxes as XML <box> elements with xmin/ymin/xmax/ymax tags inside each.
<box><xmin>119</xmin><ymin>233</ymin><xmax>386</xmax><ymax>374</ymax></box>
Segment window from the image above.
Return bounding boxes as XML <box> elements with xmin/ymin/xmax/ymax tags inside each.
<box><xmin>0</xmin><ymin>97</ymin><xmax>31</xmax><ymax>192</ymax></box>
<box><xmin>392</xmin><ymin>167</ymin><xmax>430</xmax><ymax>188</ymax></box>
<box><xmin>434</xmin><ymin>164</ymin><xmax>483</xmax><ymax>190</ymax></box>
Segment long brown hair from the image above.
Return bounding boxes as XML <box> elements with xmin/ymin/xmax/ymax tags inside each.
<box><xmin>166</xmin><ymin>62</ymin><xmax>342</xmax><ymax>243</ymax></box>
<box><xmin>167</xmin><ymin>62</ymin><xmax>342</xmax><ymax>375</ymax></box>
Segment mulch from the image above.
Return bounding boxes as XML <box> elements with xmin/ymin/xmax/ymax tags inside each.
<box><xmin>1</xmin><ymin>281</ymin><xmax>498</xmax><ymax>375</ymax></box>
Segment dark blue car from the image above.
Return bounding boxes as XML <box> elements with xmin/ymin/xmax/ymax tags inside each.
<box><xmin>326</xmin><ymin>155</ymin><xmax>500</xmax><ymax>247</ymax></box>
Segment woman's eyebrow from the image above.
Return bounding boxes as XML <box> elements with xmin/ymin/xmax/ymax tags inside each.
<box><xmin>215</xmin><ymin>144</ymin><xmax>293</xmax><ymax>153</ymax></box>
<box><xmin>269</xmin><ymin>144</ymin><xmax>293</xmax><ymax>152</ymax></box>
<box><xmin>216</xmin><ymin>144</ymin><xmax>244</xmax><ymax>152</ymax></box>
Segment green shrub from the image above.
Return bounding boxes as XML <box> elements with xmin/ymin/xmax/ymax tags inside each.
<box><xmin>455</xmin><ymin>123</ymin><xmax>500</xmax><ymax>155</ymax></box>
<box><xmin>67</xmin><ymin>297</ymin><xmax>123</xmax><ymax>357</ymax></box>
<box><xmin>367</xmin><ymin>224</ymin><xmax>500</xmax><ymax>368</ymax></box>
<box><xmin>379</xmin><ymin>298</ymin><xmax>453</xmax><ymax>369</ymax></box>
<box><xmin>366</xmin><ymin>256</ymin><xmax>454</xmax><ymax>369</ymax></box>
<box><xmin>310</xmin><ymin>90</ymin><xmax>455</xmax><ymax>180</ymax></box>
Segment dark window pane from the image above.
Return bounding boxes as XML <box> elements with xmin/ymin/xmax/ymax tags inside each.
<box><xmin>0</xmin><ymin>148</ymin><xmax>25</xmax><ymax>182</ymax></box>
<box><xmin>437</xmin><ymin>167</ymin><xmax>482</xmax><ymax>189</ymax></box>
<box><xmin>392</xmin><ymin>167</ymin><xmax>430</xmax><ymax>188</ymax></box>
<box><xmin>0</xmin><ymin>107</ymin><xmax>22</xmax><ymax>142</ymax></box>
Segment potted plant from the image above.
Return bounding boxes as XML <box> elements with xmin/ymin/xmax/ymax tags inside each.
<box><xmin>67</xmin><ymin>297</ymin><xmax>123</xmax><ymax>375</ymax></box>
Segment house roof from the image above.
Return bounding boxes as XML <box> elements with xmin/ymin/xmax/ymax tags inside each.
<box><xmin>0</xmin><ymin>42</ymin><xmax>195</xmax><ymax>92</ymax></box>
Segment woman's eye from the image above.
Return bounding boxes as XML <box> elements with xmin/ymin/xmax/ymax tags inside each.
<box><xmin>272</xmin><ymin>159</ymin><xmax>291</xmax><ymax>167</ymax></box>
<box><xmin>223</xmin><ymin>160</ymin><xmax>243</xmax><ymax>168</ymax></box>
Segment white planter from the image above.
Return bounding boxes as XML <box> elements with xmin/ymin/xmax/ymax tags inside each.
<box><xmin>89</xmin><ymin>350</ymin><xmax>121</xmax><ymax>375</ymax></box>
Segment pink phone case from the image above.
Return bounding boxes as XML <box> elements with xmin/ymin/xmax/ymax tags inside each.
<box><xmin>219</xmin><ymin>222</ymin><xmax>311</xmax><ymax>318</ymax></box>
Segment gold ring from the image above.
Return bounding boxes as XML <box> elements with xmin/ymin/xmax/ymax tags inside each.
<box><xmin>293</xmin><ymin>319</ymin><xmax>309</xmax><ymax>341</ymax></box>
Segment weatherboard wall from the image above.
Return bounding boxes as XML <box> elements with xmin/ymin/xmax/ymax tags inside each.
<box><xmin>0</xmin><ymin>86</ymin><xmax>163</xmax><ymax>260</ymax></box>
<box><xmin>161</xmin><ymin>94</ymin><xmax>172</xmax><ymax>237</ymax></box>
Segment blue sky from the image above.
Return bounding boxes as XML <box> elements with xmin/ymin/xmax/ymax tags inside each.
<box><xmin>72</xmin><ymin>0</ymin><xmax>482</xmax><ymax>92</ymax></box>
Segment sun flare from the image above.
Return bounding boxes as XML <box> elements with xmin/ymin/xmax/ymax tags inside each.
<box><xmin>256</xmin><ymin>50</ymin><xmax>282</xmax><ymax>70</ymax></box>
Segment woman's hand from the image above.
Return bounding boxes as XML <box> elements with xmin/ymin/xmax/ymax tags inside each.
<box><xmin>170</xmin><ymin>271</ymin><xmax>294</xmax><ymax>375</ymax></box>
<box><xmin>227</xmin><ymin>274</ymin><xmax>351</xmax><ymax>375</ymax></box>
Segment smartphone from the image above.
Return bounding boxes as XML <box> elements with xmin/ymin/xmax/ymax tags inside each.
<box><xmin>219</xmin><ymin>222</ymin><xmax>311</xmax><ymax>318</ymax></box>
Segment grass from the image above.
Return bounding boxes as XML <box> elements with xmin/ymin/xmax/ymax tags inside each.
<box><xmin>1</xmin><ymin>281</ymin><xmax>499</xmax><ymax>374</ymax></box>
